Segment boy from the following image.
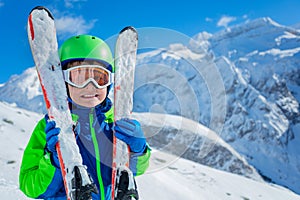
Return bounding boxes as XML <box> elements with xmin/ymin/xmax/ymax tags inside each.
<box><xmin>19</xmin><ymin>35</ymin><xmax>151</xmax><ymax>200</ymax></box>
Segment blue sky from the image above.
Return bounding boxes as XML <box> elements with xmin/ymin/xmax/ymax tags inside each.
<box><xmin>0</xmin><ymin>0</ymin><xmax>300</xmax><ymax>83</ymax></box>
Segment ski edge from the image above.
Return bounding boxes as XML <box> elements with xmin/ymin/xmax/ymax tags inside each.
<box><xmin>27</xmin><ymin>6</ymin><xmax>97</xmax><ymax>200</ymax></box>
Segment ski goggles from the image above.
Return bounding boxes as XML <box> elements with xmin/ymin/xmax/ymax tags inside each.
<box><xmin>63</xmin><ymin>65</ymin><xmax>113</xmax><ymax>89</ymax></box>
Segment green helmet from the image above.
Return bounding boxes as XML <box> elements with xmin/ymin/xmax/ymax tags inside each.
<box><xmin>59</xmin><ymin>35</ymin><xmax>114</xmax><ymax>72</ymax></box>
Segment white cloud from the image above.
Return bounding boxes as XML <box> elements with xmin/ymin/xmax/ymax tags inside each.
<box><xmin>64</xmin><ymin>0</ymin><xmax>87</xmax><ymax>8</ymax></box>
<box><xmin>205</xmin><ymin>17</ymin><xmax>213</xmax><ymax>22</ymax></box>
<box><xmin>217</xmin><ymin>15</ymin><xmax>237</xmax><ymax>28</ymax></box>
<box><xmin>55</xmin><ymin>15</ymin><xmax>97</xmax><ymax>38</ymax></box>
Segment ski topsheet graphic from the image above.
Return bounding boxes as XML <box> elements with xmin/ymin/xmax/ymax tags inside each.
<box><xmin>112</xmin><ymin>27</ymin><xmax>139</xmax><ymax>200</ymax></box>
<box><xmin>27</xmin><ymin>6</ymin><xmax>97</xmax><ymax>200</ymax></box>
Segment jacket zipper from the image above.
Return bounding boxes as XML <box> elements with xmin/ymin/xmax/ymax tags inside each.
<box><xmin>89</xmin><ymin>109</ymin><xmax>105</xmax><ymax>199</ymax></box>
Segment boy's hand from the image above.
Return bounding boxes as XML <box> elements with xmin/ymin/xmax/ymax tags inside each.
<box><xmin>45</xmin><ymin>120</ymin><xmax>60</xmax><ymax>152</ymax></box>
<box><xmin>114</xmin><ymin>119</ymin><xmax>146</xmax><ymax>153</ymax></box>
<box><xmin>44</xmin><ymin>116</ymin><xmax>60</xmax><ymax>168</ymax></box>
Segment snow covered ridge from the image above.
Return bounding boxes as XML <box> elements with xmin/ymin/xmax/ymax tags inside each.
<box><xmin>0</xmin><ymin>16</ymin><xmax>300</xmax><ymax>194</ymax></box>
<box><xmin>133</xmin><ymin>112</ymin><xmax>262</xmax><ymax>181</ymax></box>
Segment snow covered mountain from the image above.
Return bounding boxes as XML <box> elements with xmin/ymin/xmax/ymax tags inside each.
<box><xmin>0</xmin><ymin>17</ymin><xmax>299</xmax><ymax>195</ymax></box>
<box><xmin>0</xmin><ymin>67</ymin><xmax>44</xmax><ymax>113</ymax></box>
<box><xmin>133</xmin><ymin>17</ymin><xmax>300</xmax><ymax>194</ymax></box>
<box><xmin>0</xmin><ymin>101</ymin><xmax>299</xmax><ymax>200</ymax></box>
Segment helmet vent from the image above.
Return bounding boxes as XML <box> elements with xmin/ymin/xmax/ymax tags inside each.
<box><xmin>91</xmin><ymin>36</ymin><xmax>95</xmax><ymax>39</ymax></box>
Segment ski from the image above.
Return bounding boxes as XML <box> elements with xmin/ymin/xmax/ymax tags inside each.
<box><xmin>112</xmin><ymin>26</ymin><xmax>139</xmax><ymax>200</ymax></box>
<box><xmin>27</xmin><ymin>6</ymin><xmax>97</xmax><ymax>200</ymax></box>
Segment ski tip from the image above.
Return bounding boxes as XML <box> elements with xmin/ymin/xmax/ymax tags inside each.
<box><xmin>120</xmin><ymin>26</ymin><xmax>137</xmax><ymax>34</ymax></box>
<box><xmin>29</xmin><ymin>6</ymin><xmax>54</xmax><ymax>20</ymax></box>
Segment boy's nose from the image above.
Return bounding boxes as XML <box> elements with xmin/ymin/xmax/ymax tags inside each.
<box><xmin>85</xmin><ymin>81</ymin><xmax>98</xmax><ymax>89</ymax></box>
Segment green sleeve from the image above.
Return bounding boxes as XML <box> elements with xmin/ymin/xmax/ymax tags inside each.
<box><xmin>135</xmin><ymin>146</ymin><xmax>151</xmax><ymax>176</ymax></box>
<box><xmin>19</xmin><ymin>118</ymin><xmax>57</xmax><ymax>198</ymax></box>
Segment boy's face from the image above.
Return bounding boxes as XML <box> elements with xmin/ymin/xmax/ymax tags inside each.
<box><xmin>66</xmin><ymin>61</ymin><xmax>108</xmax><ymax>108</ymax></box>
<box><xmin>68</xmin><ymin>82</ymin><xmax>107</xmax><ymax>108</ymax></box>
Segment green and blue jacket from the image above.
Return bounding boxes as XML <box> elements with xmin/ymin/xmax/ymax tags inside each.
<box><xmin>19</xmin><ymin>98</ymin><xmax>150</xmax><ymax>199</ymax></box>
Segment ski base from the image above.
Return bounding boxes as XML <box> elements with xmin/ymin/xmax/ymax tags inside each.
<box><xmin>112</xmin><ymin>26</ymin><xmax>139</xmax><ymax>200</ymax></box>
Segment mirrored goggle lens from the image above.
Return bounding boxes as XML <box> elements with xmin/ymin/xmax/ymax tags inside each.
<box><xmin>64</xmin><ymin>65</ymin><xmax>112</xmax><ymax>88</ymax></box>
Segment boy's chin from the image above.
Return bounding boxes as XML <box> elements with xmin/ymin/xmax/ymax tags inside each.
<box><xmin>77</xmin><ymin>97</ymin><xmax>104</xmax><ymax>108</ymax></box>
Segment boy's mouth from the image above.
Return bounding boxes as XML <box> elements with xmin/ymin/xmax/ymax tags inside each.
<box><xmin>81</xmin><ymin>94</ymin><xmax>99</xmax><ymax>98</ymax></box>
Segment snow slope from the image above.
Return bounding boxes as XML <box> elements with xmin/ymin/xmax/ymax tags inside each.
<box><xmin>138</xmin><ymin>150</ymin><xmax>300</xmax><ymax>200</ymax></box>
<box><xmin>0</xmin><ymin>101</ymin><xmax>299</xmax><ymax>200</ymax></box>
<box><xmin>0</xmin><ymin>101</ymin><xmax>42</xmax><ymax>199</ymax></box>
